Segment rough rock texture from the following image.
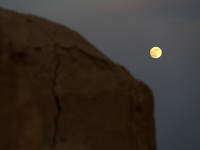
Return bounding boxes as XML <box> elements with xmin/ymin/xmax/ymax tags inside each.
<box><xmin>0</xmin><ymin>7</ymin><xmax>156</xmax><ymax>150</ymax></box>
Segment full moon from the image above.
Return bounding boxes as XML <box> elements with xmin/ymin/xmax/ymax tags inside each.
<box><xmin>150</xmin><ymin>47</ymin><xmax>162</xmax><ymax>59</ymax></box>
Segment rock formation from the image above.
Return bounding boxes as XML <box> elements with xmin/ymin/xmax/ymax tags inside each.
<box><xmin>0</xmin><ymin>7</ymin><xmax>156</xmax><ymax>150</ymax></box>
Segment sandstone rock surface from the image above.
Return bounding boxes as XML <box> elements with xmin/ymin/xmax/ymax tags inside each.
<box><xmin>0</xmin><ymin>7</ymin><xmax>156</xmax><ymax>150</ymax></box>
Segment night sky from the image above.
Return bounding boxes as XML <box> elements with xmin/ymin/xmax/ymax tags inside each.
<box><xmin>1</xmin><ymin>1</ymin><xmax>200</xmax><ymax>150</ymax></box>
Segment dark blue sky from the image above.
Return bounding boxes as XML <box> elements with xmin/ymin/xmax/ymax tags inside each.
<box><xmin>1</xmin><ymin>1</ymin><xmax>200</xmax><ymax>150</ymax></box>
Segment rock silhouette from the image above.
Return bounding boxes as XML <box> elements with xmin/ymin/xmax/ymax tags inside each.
<box><xmin>0</xmin><ymin>7</ymin><xmax>156</xmax><ymax>150</ymax></box>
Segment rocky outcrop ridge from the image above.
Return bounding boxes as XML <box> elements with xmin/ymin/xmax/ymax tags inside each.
<box><xmin>0</xmin><ymin>7</ymin><xmax>156</xmax><ymax>150</ymax></box>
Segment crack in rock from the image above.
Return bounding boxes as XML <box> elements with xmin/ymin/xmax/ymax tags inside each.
<box><xmin>35</xmin><ymin>22</ymin><xmax>61</xmax><ymax>149</ymax></box>
<box><xmin>129</xmin><ymin>87</ymin><xmax>135</xmax><ymax>128</ymax></box>
<box><xmin>51</xmin><ymin>44</ymin><xmax>61</xmax><ymax>150</ymax></box>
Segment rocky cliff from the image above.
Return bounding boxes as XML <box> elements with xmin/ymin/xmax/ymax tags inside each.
<box><xmin>0</xmin><ymin>7</ymin><xmax>156</xmax><ymax>150</ymax></box>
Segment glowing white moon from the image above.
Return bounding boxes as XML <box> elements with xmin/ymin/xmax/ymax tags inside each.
<box><xmin>150</xmin><ymin>47</ymin><xmax>162</xmax><ymax>59</ymax></box>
